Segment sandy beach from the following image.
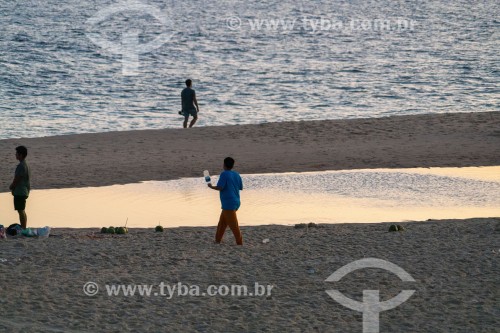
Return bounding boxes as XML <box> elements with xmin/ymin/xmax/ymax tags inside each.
<box><xmin>0</xmin><ymin>112</ymin><xmax>499</xmax><ymax>189</ymax></box>
<box><xmin>1</xmin><ymin>112</ymin><xmax>499</xmax><ymax>332</ymax></box>
<box><xmin>0</xmin><ymin>218</ymin><xmax>498</xmax><ymax>332</ymax></box>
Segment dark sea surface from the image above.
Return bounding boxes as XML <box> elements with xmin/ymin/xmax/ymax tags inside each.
<box><xmin>0</xmin><ymin>0</ymin><xmax>498</xmax><ymax>139</ymax></box>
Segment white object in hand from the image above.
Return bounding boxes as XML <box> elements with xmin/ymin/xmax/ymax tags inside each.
<box><xmin>203</xmin><ymin>170</ymin><xmax>211</xmax><ymax>184</ymax></box>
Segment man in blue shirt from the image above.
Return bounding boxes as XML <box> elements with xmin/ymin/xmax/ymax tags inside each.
<box><xmin>208</xmin><ymin>157</ymin><xmax>243</xmax><ymax>245</ymax></box>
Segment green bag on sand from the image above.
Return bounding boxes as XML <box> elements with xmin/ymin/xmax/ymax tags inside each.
<box><xmin>22</xmin><ymin>228</ymin><xmax>37</xmax><ymax>237</ymax></box>
<box><xmin>19</xmin><ymin>227</ymin><xmax>51</xmax><ymax>237</ymax></box>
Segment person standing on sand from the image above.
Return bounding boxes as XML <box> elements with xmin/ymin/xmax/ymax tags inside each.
<box><xmin>9</xmin><ymin>146</ymin><xmax>30</xmax><ymax>229</ymax></box>
<box><xmin>181</xmin><ymin>79</ymin><xmax>200</xmax><ymax>128</ymax></box>
<box><xmin>208</xmin><ymin>157</ymin><xmax>243</xmax><ymax>245</ymax></box>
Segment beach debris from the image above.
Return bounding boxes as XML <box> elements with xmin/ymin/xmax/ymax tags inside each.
<box><xmin>262</xmin><ymin>238</ymin><xmax>270</xmax><ymax>244</ymax></box>
<box><xmin>0</xmin><ymin>258</ymin><xmax>7</xmax><ymax>263</ymax></box>
<box><xmin>122</xmin><ymin>218</ymin><xmax>129</xmax><ymax>234</ymax></box>
<box><xmin>307</xmin><ymin>267</ymin><xmax>316</xmax><ymax>274</ymax></box>
<box><xmin>155</xmin><ymin>219</ymin><xmax>164</xmax><ymax>232</ymax></box>
<box><xmin>389</xmin><ymin>224</ymin><xmax>405</xmax><ymax>232</ymax></box>
<box><xmin>295</xmin><ymin>222</ymin><xmax>320</xmax><ymax>229</ymax></box>
<box><xmin>22</xmin><ymin>228</ymin><xmax>38</xmax><ymax>237</ymax></box>
<box><xmin>37</xmin><ymin>227</ymin><xmax>51</xmax><ymax>238</ymax></box>
<box><xmin>100</xmin><ymin>226</ymin><xmax>128</xmax><ymax>234</ymax></box>
<box><xmin>0</xmin><ymin>225</ymin><xmax>52</xmax><ymax>238</ymax></box>
<box><xmin>295</xmin><ymin>222</ymin><xmax>321</xmax><ymax>231</ymax></box>
<box><xmin>18</xmin><ymin>227</ymin><xmax>50</xmax><ymax>238</ymax></box>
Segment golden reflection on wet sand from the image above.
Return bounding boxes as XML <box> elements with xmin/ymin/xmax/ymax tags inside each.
<box><xmin>0</xmin><ymin>167</ymin><xmax>498</xmax><ymax>228</ymax></box>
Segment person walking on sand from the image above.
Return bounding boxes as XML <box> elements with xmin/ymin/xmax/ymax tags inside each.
<box><xmin>208</xmin><ymin>157</ymin><xmax>243</xmax><ymax>245</ymax></box>
<box><xmin>9</xmin><ymin>146</ymin><xmax>30</xmax><ymax>229</ymax></box>
<box><xmin>181</xmin><ymin>79</ymin><xmax>199</xmax><ymax>128</ymax></box>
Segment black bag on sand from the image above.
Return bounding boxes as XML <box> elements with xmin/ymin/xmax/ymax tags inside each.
<box><xmin>6</xmin><ymin>223</ymin><xmax>22</xmax><ymax>236</ymax></box>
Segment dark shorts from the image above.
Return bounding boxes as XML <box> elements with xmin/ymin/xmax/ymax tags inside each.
<box><xmin>183</xmin><ymin>109</ymin><xmax>198</xmax><ymax>118</ymax></box>
<box><xmin>14</xmin><ymin>196</ymin><xmax>28</xmax><ymax>211</ymax></box>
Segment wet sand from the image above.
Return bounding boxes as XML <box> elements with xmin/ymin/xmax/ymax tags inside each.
<box><xmin>0</xmin><ymin>112</ymin><xmax>498</xmax><ymax>332</ymax></box>
<box><xmin>0</xmin><ymin>111</ymin><xmax>499</xmax><ymax>189</ymax></box>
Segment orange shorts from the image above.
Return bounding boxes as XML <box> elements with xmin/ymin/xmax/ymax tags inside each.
<box><xmin>215</xmin><ymin>210</ymin><xmax>243</xmax><ymax>245</ymax></box>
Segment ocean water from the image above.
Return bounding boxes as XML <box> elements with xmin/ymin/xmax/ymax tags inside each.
<box><xmin>0</xmin><ymin>0</ymin><xmax>498</xmax><ymax>139</ymax></box>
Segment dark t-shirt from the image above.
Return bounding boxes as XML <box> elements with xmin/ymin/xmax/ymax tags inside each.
<box><xmin>181</xmin><ymin>87</ymin><xmax>196</xmax><ymax>112</ymax></box>
<box><xmin>13</xmin><ymin>160</ymin><xmax>30</xmax><ymax>197</ymax></box>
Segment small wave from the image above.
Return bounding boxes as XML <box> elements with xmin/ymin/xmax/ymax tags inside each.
<box><xmin>337</xmin><ymin>69</ymin><xmax>365</xmax><ymax>73</ymax></box>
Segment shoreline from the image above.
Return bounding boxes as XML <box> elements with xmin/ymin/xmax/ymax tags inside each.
<box><xmin>0</xmin><ymin>111</ymin><xmax>499</xmax><ymax>190</ymax></box>
<box><xmin>31</xmin><ymin>217</ymin><xmax>500</xmax><ymax>231</ymax></box>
